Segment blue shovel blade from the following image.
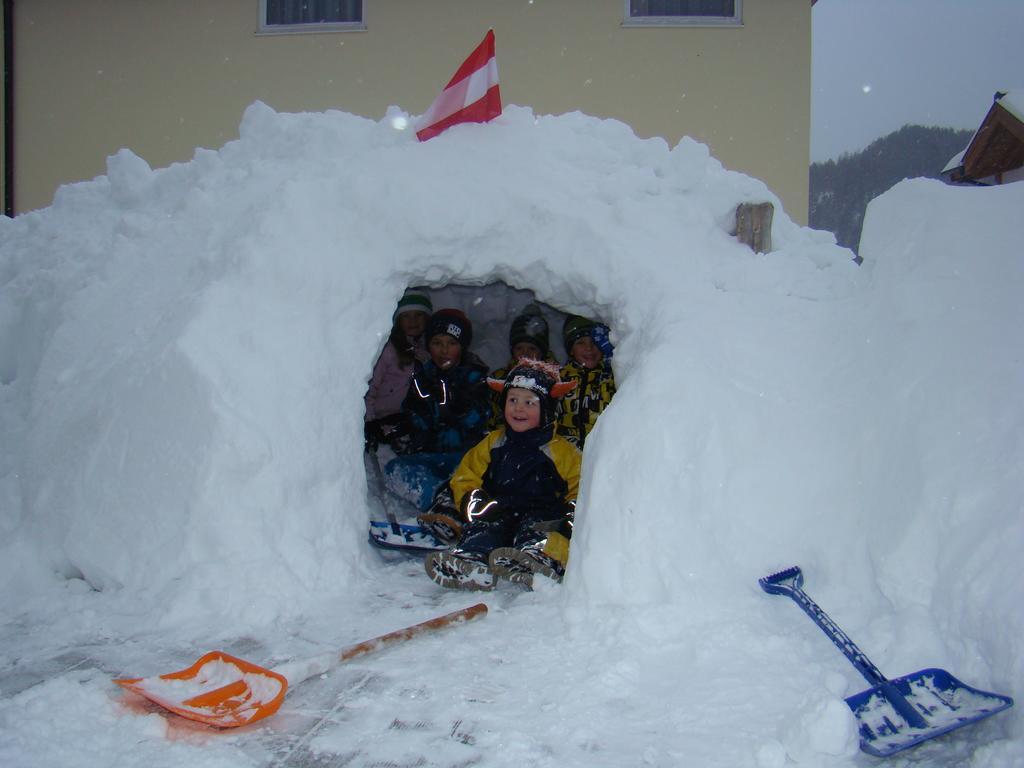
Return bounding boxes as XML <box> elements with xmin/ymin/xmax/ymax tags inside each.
<box><xmin>845</xmin><ymin>668</ymin><xmax>1014</xmax><ymax>758</ymax></box>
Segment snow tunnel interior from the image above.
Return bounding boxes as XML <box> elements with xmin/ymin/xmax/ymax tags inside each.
<box><xmin>362</xmin><ymin>279</ymin><xmax>608</xmax><ymax>540</ymax></box>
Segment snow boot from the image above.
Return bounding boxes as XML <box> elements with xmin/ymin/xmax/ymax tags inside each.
<box><xmin>425</xmin><ymin>549</ymin><xmax>495</xmax><ymax>591</ymax></box>
<box><xmin>487</xmin><ymin>547</ymin><xmax>535</xmax><ymax>585</ymax></box>
<box><xmin>417</xmin><ymin>484</ymin><xmax>463</xmax><ymax>545</ymax></box>
<box><xmin>488</xmin><ymin>540</ymin><xmax>565</xmax><ymax>588</ymax></box>
<box><xmin>417</xmin><ymin>512</ymin><xmax>463</xmax><ymax>546</ymax></box>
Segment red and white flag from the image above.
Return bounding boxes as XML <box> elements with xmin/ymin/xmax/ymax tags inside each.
<box><xmin>416</xmin><ymin>30</ymin><xmax>502</xmax><ymax>142</ymax></box>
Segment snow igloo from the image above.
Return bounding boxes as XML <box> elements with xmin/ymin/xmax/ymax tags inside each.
<box><xmin>0</xmin><ymin>101</ymin><xmax>860</xmax><ymax>625</ymax></box>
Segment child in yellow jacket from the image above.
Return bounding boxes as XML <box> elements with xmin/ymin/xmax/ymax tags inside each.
<box><xmin>557</xmin><ymin>315</ymin><xmax>617</xmax><ymax>449</ymax></box>
<box><xmin>425</xmin><ymin>359</ymin><xmax>581</xmax><ymax>591</ymax></box>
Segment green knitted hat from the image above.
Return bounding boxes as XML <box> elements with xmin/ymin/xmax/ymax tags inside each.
<box><xmin>393</xmin><ymin>290</ymin><xmax>433</xmax><ymax>322</ymax></box>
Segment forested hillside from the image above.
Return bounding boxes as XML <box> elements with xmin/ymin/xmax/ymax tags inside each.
<box><xmin>809</xmin><ymin>125</ymin><xmax>973</xmax><ymax>258</ymax></box>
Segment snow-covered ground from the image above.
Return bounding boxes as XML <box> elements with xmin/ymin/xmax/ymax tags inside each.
<box><xmin>0</xmin><ymin>103</ymin><xmax>1020</xmax><ymax>767</ymax></box>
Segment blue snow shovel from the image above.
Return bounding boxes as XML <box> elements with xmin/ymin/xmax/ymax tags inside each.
<box><xmin>759</xmin><ymin>566</ymin><xmax>1013</xmax><ymax>757</ymax></box>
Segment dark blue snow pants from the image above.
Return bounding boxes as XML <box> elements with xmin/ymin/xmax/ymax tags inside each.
<box><xmin>458</xmin><ymin>508</ymin><xmax>562</xmax><ymax>557</ymax></box>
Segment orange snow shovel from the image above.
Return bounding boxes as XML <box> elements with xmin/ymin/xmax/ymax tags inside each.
<box><xmin>115</xmin><ymin>602</ymin><xmax>487</xmax><ymax>728</ymax></box>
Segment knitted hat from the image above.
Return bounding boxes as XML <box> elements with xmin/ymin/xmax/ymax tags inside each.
<box><xmin>562</xmin><ymin>315</ymin><xmax>598</xmax><ymax>351</ymax></box>
<box><xmin>508</xmin><ymin>305</ymin><xmax>550</xmax><ymax>357</ymax></box>
<box><xmin>487</xmin><ymin>358</ymin><xmax>576</xmax><ymax>427</ymax></box>
<box><xmin>426</xmin><ymin>308</ymin><xmax>473</xmax><ymax>348</ymax></box>
<box><xmin>393</xmin><ymin>290</ymin><xmax>433</xmax><ymax>322</ymax></box>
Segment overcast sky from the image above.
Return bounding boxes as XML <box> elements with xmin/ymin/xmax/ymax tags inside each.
<box><xmin>811</xmin><ymin>0</ymin><xmax>1024</xmax><ymax>162</ymax></box>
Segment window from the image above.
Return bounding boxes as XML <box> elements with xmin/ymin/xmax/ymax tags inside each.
<box><xmin>624</xmin><ymin>0</ymin><xmax>742</xmax><ymax>27</ymax></box>
<box><xmin>260</xmin><ymin>0</ymin><xmax>365</xmax><ymax>33</ymax></box>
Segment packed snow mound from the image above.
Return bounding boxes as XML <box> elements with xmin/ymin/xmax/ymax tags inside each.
<box><xmin>0</xmin><ymin>102</ymin><xmax>850</xmax><ymax>621</ymax></box>
<box><xmin>2</xmin><ymin>103</ymin><xmax>1021</xmax><ymax>729</ymax></box>
<box><xmin>3</xmin><ymin>101</ymin><xmax>1023</xmax><ymax>766</ymax></box>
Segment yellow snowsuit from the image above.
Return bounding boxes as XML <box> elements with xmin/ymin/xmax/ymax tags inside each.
<box><xmin>556</xmin><ymin>359</ymin><xmax>616</xmax><ymax>449</ymax></box>
<box><xmin>449</xmin><ymin>425</ymin><xmax>580</xmax><ymax>568</ymax></box>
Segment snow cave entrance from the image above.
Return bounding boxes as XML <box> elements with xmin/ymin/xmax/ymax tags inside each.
<box><xmin>363</xmin><ymin>280</ymin><xmax>578</xmax><ymax>530</ymax></box>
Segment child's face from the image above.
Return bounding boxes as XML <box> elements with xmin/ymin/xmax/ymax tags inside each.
<box><xmin>511</xmin><ymin>341</ymin><xmax>542</xmax><ymax>362</ymax></box>
<box><xmin>428</xmin><ymin>334</ymin><xmax>462</xmax><ymax>370</ymax></box>
<box><xmin>398</xmin><ymin>311</ymin><xmax>428</xmax><ymax>339</ymax></box>
<box><xmin>504</xmin><ymin>387</ymin><xmax>542</xmax><ymax>432</ymax></box>
<box><xmin>570</xmin><ymin>336</ymin><xmax>603</xmax><ymax>369</ymax></box>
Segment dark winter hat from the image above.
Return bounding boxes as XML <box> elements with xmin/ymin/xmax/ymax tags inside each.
<box><xmin>426</xmin><ymin>308</ymin><xmax>473</xmax><ymax>348</ymax></box>
<box><xmin>508</xmin><ymin>305</ymin><xmax>550</xmax><ymax>357</ymax></box>
<box><xmin>393</xmin><ymin>289</ymin><xmax>433</xmax><ymax>322</ymax></box>
<box><xmin>487</xmin><ymin>358</ymin><xmax>576</xmax><ymax>427</ymax></box>
<box><xmin>562</xmin><ymin>315</ymin><xmax>598</xmax><ymax>351</ymax></box>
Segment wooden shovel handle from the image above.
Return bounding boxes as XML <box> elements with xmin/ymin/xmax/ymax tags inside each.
<box><xmin>339</xmin><ymin>602</ymin><xmax>487</xmax><ymax>663</ymax></box>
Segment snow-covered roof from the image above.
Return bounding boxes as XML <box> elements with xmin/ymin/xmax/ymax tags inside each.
<box><xmin>944</xmin><ymin>89</ymin><xmax>1024</xmax><ymax>182</ymax></box>
<box><xmin>996</xmin><ymin>89</ymin><xmax>1024</xmax><ymax>122</ymax></box>
<box><xmin>942</xmin><ymin>148</ymin><xmax>966</xmax><ymax>175</ymax></box>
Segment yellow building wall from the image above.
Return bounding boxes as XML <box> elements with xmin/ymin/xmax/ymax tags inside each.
<box><xmin>10</xmin><ymin>0</ymin><xmax>810</xmax><ymax>221</ymax></box>
<box><xmin>1</xmin><ymin>2</ymin><xmax>8</xmax><ymax>214</ymax></box>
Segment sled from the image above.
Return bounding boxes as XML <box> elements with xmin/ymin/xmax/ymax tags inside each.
<box><xmin>364</xmin><ymin>441</ymin><xmax>448</xmax><ymax>554</ymax></box>
<box><xmin>760</xmin><ymin>566</ymin><xmax>1012</xmax><ymax>757</ymax></box>
<box><xmin>364</xmin><ymin>444</ymin><xmax>404</xmax><ymax>535</ymax></box>
<box><xmin>114</xmin><ymin>602</ymin><xmax>487</xmax><ymax>728</ymax></box>
<box><xmin>369</xmin><ymin>519</ymin><xmax>449</xmax><ymax>553</ymax></box>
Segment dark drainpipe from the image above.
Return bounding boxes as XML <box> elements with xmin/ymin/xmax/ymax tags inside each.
<box><xmin>3</xmin><ymin>0</ymin><xmax>13</xmax><ymax>217</ymax></box>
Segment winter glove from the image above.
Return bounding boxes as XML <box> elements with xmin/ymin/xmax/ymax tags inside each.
<box><xmin>366</xmin><ymin>414</ymin><xmax>413</xmax><ymax>453</ymax></box>
<box><xmin>384</xmin><ymin>418</ymin><xmax>410</xmax><ymax>443</ymax></box>
<box><xmin>388</xmin><ymin>428</ymin><xmax>415</xmax><ymax>456</ymax></box>
<box><xmin>364</xmin><ymin>420</ymin><xmax>385</xmax><ymax>452</ymax></box>
<box><xmin>591</xmin><ymin>323</ymin><xmax>614</xmax><ymax>360</ymax></box>
<box><xmin>530</xmin><ymin>501</ymin><xmax>575</xmax><ymax>539</ymax></box>
<box><xmin>462</xmin><ymin>488</ymin><xmax>503</xmax><ymax>524</ymax></box>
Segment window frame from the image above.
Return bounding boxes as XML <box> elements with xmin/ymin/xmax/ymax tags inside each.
<box><xmin>622</xmin><ymin>0</ymin><xmax>743</xmax><ymax>28</ymax></box>
<box><xmin>257</xmin><ymin>0</ymin><xmax>367</xmax><ymax>35</ymax></box>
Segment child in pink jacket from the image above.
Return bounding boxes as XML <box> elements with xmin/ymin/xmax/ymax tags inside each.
<box><xmin>364</xmin><ymin>289</ymin><xmax>432</xmax><ymax>444</ymax></box>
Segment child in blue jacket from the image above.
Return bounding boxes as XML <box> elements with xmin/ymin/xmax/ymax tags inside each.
<box><xmin>382</xmin><ymin>309</ymin><xmax>491</xmax><ymax>513</ymax></box>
